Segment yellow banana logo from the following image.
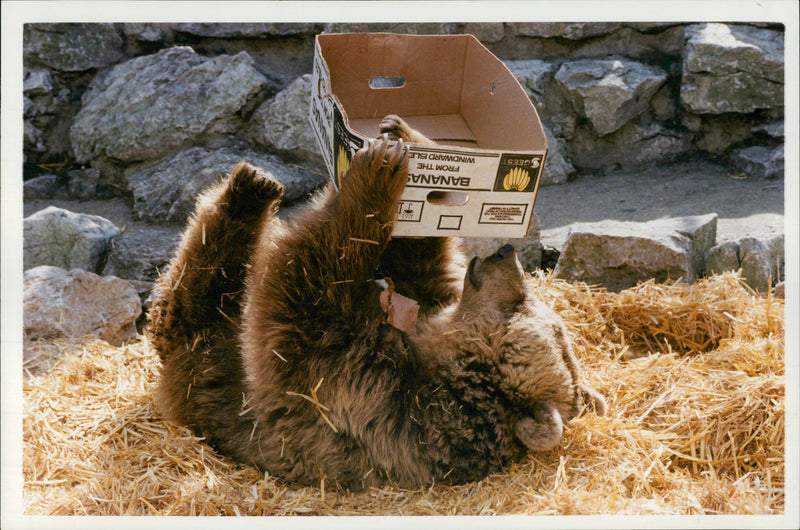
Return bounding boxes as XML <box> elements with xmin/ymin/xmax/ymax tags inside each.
<box><xmin>502</xmin><ymin>167</ymin><xmax>531</xmax><ymax>191</ymax></box>
<box><xmin>336</xmin><ymin>145</ymin><xmax>350</xmax><ymax>188</ymax></box>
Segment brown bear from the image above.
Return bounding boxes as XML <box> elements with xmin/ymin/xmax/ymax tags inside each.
<box><xmin>148</xmin><ymin>115</ymin><xmax>606</xmax><ymax>492</ymax></box>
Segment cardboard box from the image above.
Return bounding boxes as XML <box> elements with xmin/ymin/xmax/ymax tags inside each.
<box><xmin>310</xmin><ymin>32</ymin><xmax>548</xmax><ymax>238</ymax></box>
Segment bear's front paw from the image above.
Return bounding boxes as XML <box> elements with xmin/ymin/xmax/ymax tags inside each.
<box><xmin>225</xmin><ymin>162</ymin><xmax>284</xmax><ymax>218</ymax></box>
<box><xmin>379</xmin><ymin>115</ymin><xmax>432</xmax><ymax>144</ymax></box>
<box><xmin>351</xmin><ymin>134</ymin><xmax>408</xmax><ymax>185</ymax></box>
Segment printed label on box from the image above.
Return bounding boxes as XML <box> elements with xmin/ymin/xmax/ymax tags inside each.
<box><xmin>493</xmin><ymin>154</ymin><xmax>543</xmax><ymax>192</ymax></box>
<box><xmin>397</xmin><ymin>200</ymin><xmax>424</xmax><ymax>222</ymax></box>
<box><xmin>479</xmin><ymin>203</ymin><xmax>529</xmax><ymax>225</ymax></box>
<box><xmin>407</xmin><ymin>147</ymin><xmax>500</xmax><ymax>191</ymax></box>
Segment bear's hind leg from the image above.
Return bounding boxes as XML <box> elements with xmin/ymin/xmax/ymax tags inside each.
<box><xmin>149</xmin><ymin>162</ymin><xmax>284</xmax><ymax>342</ymax></box>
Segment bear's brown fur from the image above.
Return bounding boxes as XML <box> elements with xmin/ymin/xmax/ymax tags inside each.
<box><xmin>149</xmin><ymin>116</ymin><xmax>605</xmax><ymax>491</ymax></box>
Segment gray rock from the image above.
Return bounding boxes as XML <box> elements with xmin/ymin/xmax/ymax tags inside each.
<box><xmin>505</xmin><ymin>59</ymin><xmax>556</xmax><ymax>109</ymax></box>
<box><xmin>541</xmin><ymin>125</ymin><xmax>574</xmax><ymax>185</ymax></box>
<box><xmin>24</xmin><ymin>206</ymin><xmax>120</xmax><ymax>273</ymax></box>
<box><xmin>553</xmin><ymin>214</ymin><xmax>717</xmax><ymax>292</ymax></box>
<box><xmin>104</xmin><ymin>225</ymin><xmax>183</xmax><ymax>283</ymax></box>
<box><xmin>753</xmin><ymin>120</ymin><xmax>784</xmax><ymax>138</ymax></box>
<box><xmin>23</xmin><ymin>266</ymin><xmax>141</xmax><ymax>346</ymax></box>
<box><xmin>23</xmin><ymin>68</ymin><xmax>54</xmax><ymax>97</ymax></box>
<box><xmin>461</xmin><ymin>213</ymin><xmax>543</xmax><ymax>271</ymax></box>
<box><xmin>324</xmin><ymin>23</ymin><xmax>457</xmax><ymax>35</ymax></box>
<box><xmin>514</xmin><ymin>23</ymin><xmax>622</xmax><ymax>40</ymax></box>
<box><xmin>171</xmin><ymin>23</ymin><xmax>319</xmax><ymax>38</ymax></box>
<box><xmin>66</xmin><ymin>168</ymin><xmax>102</xmax><ymax>200</ymax></box>
<box><xmin>249</xmin><ymin>74</ymin><xmax>323</xmax><ymax>165</ymax></box>
<box><xmin>122</xmin><ymin>23</ymin><xmax>172</xmax><ymax>42</ymax></box>
<box><xmin>70</xmin><ymin>46</ymin><xmax>269</xmax><ymax>164</ymax></box>
<box><xmin>127</xmin><ymin>146</ymin><xmax>327</xmax><ymax>223</ymax></box>
<box><xmin>23</xmin><ymin>23</ymin><xmax>124</xmax><ymax>72</ymax></box>
<box><xmin>683</xmin><ymin>23</ymin><xmax>784</xmax><ymax>82</ymax></box>
<box><xmin>695</xmin><ymin>116</ymin><xmax>756</xmax><ymax>155</ymax></box>
<box><xmin>23</xmin><ymin>174</ymin><xmax>68</xmax><ymax>201</ymax></box>
<box><xmin>681</xmin><ymin>23</ymin><xmax>784</xmax><ymax>114</ymax></box>
<box><xmin>567</xmin><ymin>119</ymin><xmax>694</xmax><ymax>170</ymax></box>
<box><xmin>705</xmin><ymin>241</ymin><xmax>740</xmax><ymax>276</ymax></box>
<box><xmin>739</xmin><ymin>236</ymin><xmax>784</xmax><ymax>292</ymax></box>
<box><xmin>555</xmin><ymin>58</ymin><xmax>667</xmax><ymax>136</ymax></box>
<box><xmin>463</xmin><ymin>23</ymin><xmax>506</xmax><ymax>43</ymax></box>
<box><xmin>730</xmin><ymin>144</ymin><xmax>784</xmax><ymax>179</ymax></box>
<box><xmin>706</xmin><ymin>233</ymin><xmax>783</xmax><ymax>292</ymax></box>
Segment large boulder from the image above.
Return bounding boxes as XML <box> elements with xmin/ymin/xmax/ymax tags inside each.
<box><xmin>24</xmin><ymin>206</ymin><xmax>120</xmax><ymax>273</ymax></box>
<box><xmin>23</xmin><ymin>266</ymin><xmax>141</xmax><ymax>346</ymax></box>
<box><xmin>681</xmin><ymin>23</ymin><xmax>784</xmax><ymax>114</ymax></box>
<box><xmin>70</xmin><ymin>46</ymin><xmax>269</xmax><ymax>165</ymax></box>
<box><xmin>23</xmin><ymin>23</ymin><xmax>124</xmax><ymax>72</ymax></box>
<box><xmin>127</xmin><ymin>145</ymin><xmax>327</xmax><ymax>224</ymax></box>
<box><xmin>248</xmin><ymin>74</ymin><xmax>323</xmax><ymax>166</ymax></box>
<box><xmin>514</xmin><ymin>23</ymin><xmax>622</xmax><ymax>40</ymax></box>
<box><xmin>553</xmin><ymin>214</ymin><xmax>718</xmax><ymax>292</ymax></box>
<box><xmin>554</xmin><ymin>58</ymin><xmax>667</xmax><ymax>136</ymax></box>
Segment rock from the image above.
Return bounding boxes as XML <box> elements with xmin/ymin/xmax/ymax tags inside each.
<box><xmin>66</xmin><ymin>168</ymin><xmax>102</xmax><ymax>200</ymax></box>
<box><xmin>681</xmin><ymin>23</ymin><xmax>784</xmax><ymax>114</ymax></box>
<box><xmin>514</xmin><ymin>23</ymin><xmax>622</xmax><ymax>40</ymax></box>
<box><xmin>127</xmin><ymin>146</ymin><xmax>326</xmax><ymax>223</ymax></box>
<box><xmin>704</xmin><ymin>235</ymin><xmax>785</xmax><ymax>293</ymax></box>
<box><xmin>683</xmin><ymin>23</ymin><xmax>783</xmax><ymax>82</ymax></box>
<box><xmin>739</xmin><ymin>236</ymin><xmax>784</xmax><ymax>292</ymax></box>
<box><xmin>23</xmin><ymin>23</ymin><xmax>124</xmax><ymax>72</ymax></box>
<box><xmin>170</xmin><ymin>23</ymin><xmax>319</xmax><ymax>38</ymax></box>
<box><xmin>705</xmin><ymin>241</ymin><xmax>740</xmax><ymax>276</ymax></box>
<box><xmin>24</xmin><ymin>206</ymin><xmax>120</xmax><ymax>273</ymax></box>
<box><xmin>506</xmin><ymin>59</ymin><xmax>556</xmax><ymax>109</ymax></box>
<box><xmin>461</xmin><ymin>213</ymin><xmax>543</xmax><ymax>271</ymax></box>
<box><xmin>695</xmin><ymin>116</ymin><xmax>755</xmax><ymax>154</ymax></box>
<box><xmin>23</xmin><ymin>174</ymin><xmax>68</xmax><ymax>201</ymax></box>
<box><xmin>753</xmin><ymin>120</ymin><xmax>784</xmax><ymax>138</ymax></box>
<box><xmin>463</xmin><ymin>23</ymin><xmax>506</xmax><ymax>43</ymax></box>
<box><xmin>23</xmin><ymin>266</ymin><xmax>141</xmax><ymax>346</ymax></box>
<box><xmin>553</xmin><ymin>214</ymin><xmax>717</xmax><ymax>292</ymax></box>
<box><xmin>103</xmin><ymin>225</ymin><xmax>184</xmax><ymax>284</ymax></box>
<box><xmin>555</xmin><ymin>58</ymin><xmax>667</xmax><ymax>136</ymax></box>
<box><xmin>773</xmin><ymin>281</ymin><xmax>784</xmax><ymax>299</ymax></box>
<box><xmin>122</xmin><ymin>23</ymin><xmax>173</xmax><ymax>42</ymax></box>
<box><xmin>730</xmin><ymin>144</ymin><xmax>784</xmax><ymax>179</ymax></box>
<box><xmin>70</xmin><ymin>46</ymin><xmax>269</xmax><ymax>164</ymax></box>
<box><xmin>567</xmin><ymin>118</ymin><xmax>694</xmax><ymax>170</ymax></box>
<box><xmin>541</xmin><ymin>125</ymin><xmax>574</xmax><ymax>185</ymax></box>
<box><xmin>324</xmin><ymin>23</ymin><xmax>457</xmax><ymax>35</ymax></box>
<box><xmin>248</xmin><ymin>74</ymin><xmax>323</xmax><ymax>166</ymax></box>
<box><xmin>23</xmin><ymin>68</ymin><xmax>54</xmax><ymax>98</ymax></box>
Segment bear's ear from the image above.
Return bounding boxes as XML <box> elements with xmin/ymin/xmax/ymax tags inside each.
<box><xmin>467</xmin><ymin>256</ymin><xmax>483</xmax><ymax>289</ymax></box>
<box><xmin>514</xmin><ymin>404</ymin><xmax>563</xmax><ymax>452</ymax></box>
<box><xmin>579</xmin><ymin>384</ymin><xmax>608</xmax><ymax>416</ymax></box>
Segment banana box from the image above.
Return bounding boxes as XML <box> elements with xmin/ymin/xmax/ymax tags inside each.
<box><xmin>310</xmin><ymin>32</ymin><xmax>548</xmax><ymax>238</ymax></box>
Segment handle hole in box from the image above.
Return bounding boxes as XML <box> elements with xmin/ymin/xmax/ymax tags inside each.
<box><xmin>369</xmin><ymin>76</ymin><xmax>407</xmax><ymax>89</ymax></box>
<box><xmin>426</xmin><ymin>190</ymin><xmax>470</xmax><ymax>206</ymax></box>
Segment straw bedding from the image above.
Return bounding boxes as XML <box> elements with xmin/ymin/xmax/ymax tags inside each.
<box><xmin>22</xmin><ymin>271</ymin><xmax>785</xmax><ymax>516</ymax></box>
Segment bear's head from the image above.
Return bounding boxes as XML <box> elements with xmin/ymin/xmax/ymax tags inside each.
<box><xmin>460</xmin><ymin>244</ymin><xmax>528</xmax><ymax>317</ymax></box>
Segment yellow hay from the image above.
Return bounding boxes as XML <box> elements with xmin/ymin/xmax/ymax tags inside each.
<box><xmin>23</xmin><ymin>271</ymin><xmax>784</xmax><ymax>515</ymax></box>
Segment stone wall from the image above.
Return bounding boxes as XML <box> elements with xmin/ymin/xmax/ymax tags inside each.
<box><xmin>24</xmin><ymin>22</ymin><xmax>785</xmax><ymax>188</ymax></box>
<box><xmin>21</xmin><ymin>22</ymin><xmax>785</xmax><ymax>342</ymax></box>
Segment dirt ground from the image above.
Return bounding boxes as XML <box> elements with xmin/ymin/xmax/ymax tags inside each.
<box><xmin>24</xmin><ymin>158</ymin><xmax>786</xmax><ymax>254</ymax></box>
<box><xmin>535</xmin><ymin>158</ymin><xmax>785</xmax><ymax>249</ymax></box>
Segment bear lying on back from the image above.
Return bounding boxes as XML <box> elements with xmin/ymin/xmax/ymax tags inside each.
<box><xmin>148</xmin><ymin>116</ymin><xmax>606</xmax><ymax>491</ymax></box>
